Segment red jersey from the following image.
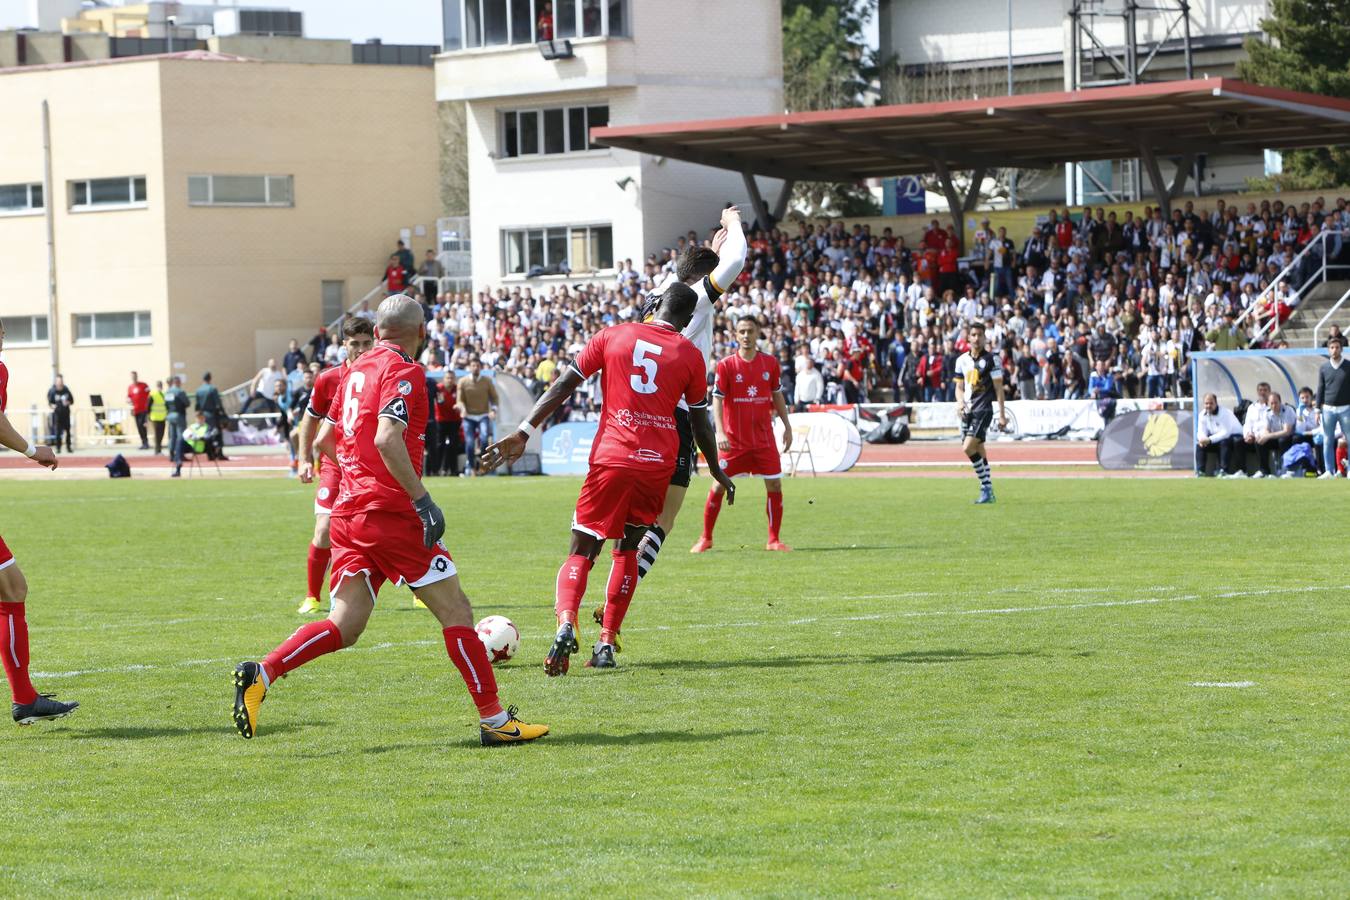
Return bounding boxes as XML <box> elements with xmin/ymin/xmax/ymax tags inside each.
<box><xmin>324</xmin><ymin>342</ymin><xmax>428</xmax><ymax>515</ymax></box>
<box><xmin>573</xmin><ymin>321</ymin><xmax>707</xmax><ymax>473</ymax></box>
<box><xmin>128</xmin><ymin>381</ymin><xmax>150</xmax><ymax>414</ymax></box>
<box><xmin>0</xmin><ymin>361</ymin><xmax>8</xmax><ymax>413</ymax></box>
<box><xmin>435</xmin><ymin>382</ymin><xmax>462</xmax><ymax>424</ymax></box>
<box><xmin>714</xmin><ymin>351</ymin><xmax>780</xmax><ymax>452</ymax></box>
<box><xmin>306</xmin><ymin>364</ymin><xmax>344</xmax><ymax>420</ymax></box>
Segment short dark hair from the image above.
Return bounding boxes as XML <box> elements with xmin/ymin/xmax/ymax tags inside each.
<box><xmin>676</xmin><ymin>246</ymin><xmax>719</xmax><ymax>283</ymax></box>
<box><xmin>1330</xmin><ymin>334</ymin><xmax>1345</xmax><ymax>348</ymax></box>
<box><xmin>657</xmin><ymin>283</ymin><xmax>698</xmax><ymax>323</ymax></box>
<box><xmin>736</xmin><ymin>315</ymin><xmax>763</xmax><ymax>332</ymax></box>
<box><xmin>970</xmin><ymin>321</ymin><xmax>986</xmax><ymax>333</ymax></box>
<box><xmin>343</xmin><ymin>317</ymin><xmax>374</xmax><ymax>339</ymax></box>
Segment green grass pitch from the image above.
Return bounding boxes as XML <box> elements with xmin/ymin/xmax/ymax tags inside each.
<box><xmin>0</xmin><ymin>475</ymin><xmax>1346</xmax><ymax>895</ymax></box>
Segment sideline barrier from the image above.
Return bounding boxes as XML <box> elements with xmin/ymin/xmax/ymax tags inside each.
<box><xmin>1097</xmin><ymin>409</ymin><xmax>1196</xmax><ymax>471</ymax></box>
<box><xmin>860</xmin><ymin>398</ymin><xmax>1192</xmax><ymax>440</ymax></box>
<box><xmin>540</xmin><ymin>422</ymin><xmax>599</xmax><ymax>475</ymax></box>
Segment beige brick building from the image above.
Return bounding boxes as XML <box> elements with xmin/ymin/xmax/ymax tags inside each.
<box><xmin>0</xmin><ymin>51</ymin><xmax>438</xmax><ymax>427</ymax></box>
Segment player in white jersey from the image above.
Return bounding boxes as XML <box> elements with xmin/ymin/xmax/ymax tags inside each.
<box><xmin>591</xmin><ymin>206</ymin><xmax>747</xmax><ymax>637</ymax></box>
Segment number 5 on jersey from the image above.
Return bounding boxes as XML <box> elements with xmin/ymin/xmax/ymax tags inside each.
<box><xmin>630</xmin><ymin>339</ymin><xmax>662</xmax><ymax>395</ymax></box>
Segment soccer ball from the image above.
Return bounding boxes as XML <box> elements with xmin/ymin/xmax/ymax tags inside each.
<box><xmin>475</xmin><ymin>615</ymin><xmax>520</xmax><ymax>665</ymax></box>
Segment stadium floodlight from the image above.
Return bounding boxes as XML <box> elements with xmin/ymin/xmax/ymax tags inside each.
<box><xmin>538</xmin><ymin>39</ymin><xmax>574</xmax><ymax>61</ymax></box>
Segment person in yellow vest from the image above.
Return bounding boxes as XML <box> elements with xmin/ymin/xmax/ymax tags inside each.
<box><xmin>149</xmin><ymin>380</ymin><xmax>168</xmax><ymax>455</ymax></box>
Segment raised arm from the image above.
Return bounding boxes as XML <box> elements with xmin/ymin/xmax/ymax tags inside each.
<box><xmin>708</xmin><ymin>207</ymin><xmax>748</xmax><ymax>294</ymax></box>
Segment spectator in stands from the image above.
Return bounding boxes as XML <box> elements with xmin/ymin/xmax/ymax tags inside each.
<box><xmin>164</xmin><ymin>375</ymin><xmax>189</xmax><ymax>477</ymax></box>
<box><xmin>419</xmin><ymin>250</ymin><xmax>444</xmax><ymax>307</ymax></box>
<box><xmin>1324</xmin><ymin>324</ymin><xmax>1345</xmax><ymax>348</ymax></box>
<box><xmin>307</xmin><ymin>326</ymin><xmax>331</xmax><ymax>362</ymax></box>
<box><xmin>149</xmin><ymin>380</ymin><xmax>167</xmax><ymax>455</ymax></box>
<box><xmin>396</xmin><ymin>240</ymin><xmax>415</xmax><ymax>279</ymax></box>
<box><xmin>355</xmin><ymin>300</ymin><xmax>377</xmax><ymax>324</ymax></box>
<box><xmin>384</xmin><ymin>254</ymin><xmax>408</xmax><ymax>295</ymax></box>
<box><xmin>1290</xmin><ymin>386</ymin><xmax>1323</xmax><ymax>474</ymax></box>
<box><xmin>917</xmin><ymin>342</ymin><xmax>944</xmax><ymax>402</ymax></box>
<box><xmin>1317</xmin><ymin>334</ymin><xmax>1350</xmax><ymax>478</ymax></box>
<box><xmin>283</xmin><ymin>339</ymin><xmax>307</xmax><ymax>373</ymax></box>
<box><xmin>241</xmin><ymin>359</ymin><xmax>284</xmax><ymax>417</ymax></box>
<box><xmin>127</xmin><ymin>371</ymin><xmax>151</xmax><ymax>451</ymax></box>
<box><xmin>794</xmin><ymin>357</ymin><xmax>824</xmax><ymax>409</ymax></box>
<box><xmin>1195</xmin><ymin>392</ymin><xmax>1242</xmax><ymax>476</ymax></box>
<box><xmin>47</xmin><ymin>374</ymin><xmax>73</xmax><ymax>454</ymax></box>
<box><xmin>457</xmin><ymin>356</ymin><xmax>498</xmax><ymax>476</ymax></box>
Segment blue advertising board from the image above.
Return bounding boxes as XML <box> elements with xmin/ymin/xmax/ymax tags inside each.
<box><xmin>539</xmin><ymin>422</ymin><xmax>598</xmax><ymax>475</ymax></box>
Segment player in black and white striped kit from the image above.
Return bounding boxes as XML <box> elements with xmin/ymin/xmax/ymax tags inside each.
<box><xmin>953</xmin><ymin>322</ymin><xmax>1007</xmax><ymax>504</ymax></box>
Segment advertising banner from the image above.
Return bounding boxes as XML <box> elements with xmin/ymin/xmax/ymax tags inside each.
<box><xmin>1096</xmin><ymin>409</ymin><xmax>1196</xmax><ymax>470</ymax></box>
<box><xmin>539</xmin><ymin>422</ymin><xmax>598</xmax><ymax>475</ymax></box>
<box><xmin>778</xmin><ymin>412</ymin><xmax>862</xmax><ymax>474</ymax></box>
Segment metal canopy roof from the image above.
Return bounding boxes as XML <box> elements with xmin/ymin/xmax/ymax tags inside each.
<box><xmin>593</xmin><ymin>78</ymin><xmax>1350</xmax><ymax>184</ymax></box>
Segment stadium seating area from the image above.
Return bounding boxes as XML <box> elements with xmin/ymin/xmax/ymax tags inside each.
<box><xmin>305</xmin><ymin>195</ymin><xmax>1348</xmax><ymax>419</ymax></box>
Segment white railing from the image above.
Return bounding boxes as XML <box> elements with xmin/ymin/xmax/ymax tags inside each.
<box><xmin>1235</xmin><ymin>228</ymin><xmax>1349</xmax><ymax>344</ymax></box>
<box><xmin>1313</xmin><ymin>284</ymin><xmax>1350</xmax><ymax>347</ymax></box>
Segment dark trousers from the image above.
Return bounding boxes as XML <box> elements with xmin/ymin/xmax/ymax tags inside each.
<box><xmin>437</xmin><ymin>420</ymin><xmax>464</xmax><ymax>476</ymax></box>
<box><xmin>1244</xmin><ymin>437</ymin><xmax>1290</xmax><ymax>475</ymax></box>
<box><xmin>1197</xmin><ymin>436</ymin><xmax>1240</xmax><ymax>475</ymax></box>
<box><xmin>152</xmin><ymin>419</ymin><xmax>166</xmax><ymax>454</ymax></box>
<box><xmin>52</xmin><ymin>411</ymin><xmax>73</xmax><ymax>452</ymax></box>
<box><xmin>134</xmin><ymin>411</ymin><xmax>149</xmax><ymax>447</ymax></box>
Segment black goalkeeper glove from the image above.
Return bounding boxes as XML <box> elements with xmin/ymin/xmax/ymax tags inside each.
<box><xmin>413</xmin><ymin>493</ymin><xmax>446</xmax><ymax>549</ymax></box>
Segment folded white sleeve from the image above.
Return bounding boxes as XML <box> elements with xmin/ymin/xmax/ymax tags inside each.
<box><xmin>709</xmin><ymin>224</ymin><xmax>748</xmax><ymax>294</ymax></box>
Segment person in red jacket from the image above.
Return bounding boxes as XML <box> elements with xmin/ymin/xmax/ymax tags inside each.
<box><xmin>127</xmin><ymin>371</ymin><xmax>151</xmax><ymax>450</ymax></box>
<box><xmin>917</xmin><ymin>345</ymin><xmax>945</xmax><ymax>403</ymax></box>
<box><xmin>384</xmin><ymin>254</ymin><xmax>407</xmax><ymax>294</ymax></box>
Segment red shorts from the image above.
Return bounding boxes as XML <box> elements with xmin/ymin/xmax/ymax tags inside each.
<box><xmin>572</xmin><ymin>465</ymin><xmax>669</xmax><ymax>540</ymax></box>
<box><xmin>314</xmin><ymin>462</ymin><xmax>341</xmax><ymax>515</ymax></box>
<box><xmin>329</xmin><ymin>508</ymin><xmax>456</xmax><ymax>597</ymax></box>
<box><xmin>0</xmin><ymin>534</ymin><xmax>13</xmax><ymax>571</ymax></box>
<box><xmin>722</xmin><ymin>444</ymin><xmax>783</xmax><ymax>478</ymax></box>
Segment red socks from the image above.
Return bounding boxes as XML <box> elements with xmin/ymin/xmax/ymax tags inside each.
<box><xmin>599</xmin><ymin>550</ymin><xmax>639</xmax><ymax>645</ymax></box>
<box><xmin>767</xmin><ymin>492</ymin><xmax>784</xmax><ymax>543</ymax></box>
<box><xmin>262</xmin><ymin>619</ymin><xmax>342</xmax><ymax>682</ymax></box>
<box><xmin>702</xmin><ymin>488</ymin><xmax>724</xmax><ymax>540</ymax></box>
<box><xmin>443</xmin><ymin>625</ymin><xmax>502</xmax><ymax>719</ymax></box>
<box><xmin>0</xmin><ymin>603</ymin><xmax>37</xmax><ymax>705</ymax></box>
<box><xmin>306</xmin><ymin>544</ymin><xmax>331</xmax><ymax>599</ymax></box>
<box><xmin>555</xmin><ymin>554</ymin><xmax>594</xmax><ymax>626</ymax></box>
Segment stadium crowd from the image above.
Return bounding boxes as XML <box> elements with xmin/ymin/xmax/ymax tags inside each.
<box><xmin>241</xmin><ymin>194</ymin><xmax>1349</xmax><ymax>473</ymax></box>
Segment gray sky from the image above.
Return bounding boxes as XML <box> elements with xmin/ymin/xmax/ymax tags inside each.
<box><xmin>1</xmin><ymin>2</ymin><xmax>879</xmax><ymax>50</ymax></box>
<box><xmin>0</xmin><ymin>0</ymin><xmax>442</xmax><ymax>44</ymax></box>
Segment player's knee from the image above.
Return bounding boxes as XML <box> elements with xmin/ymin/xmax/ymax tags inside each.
<box><xmin>765</xmin><ymin>479</ymin><xmax>783</xmax><ymax>494</ymax></box>
<box><xmin>337</xmin><ymin>624</ymin><xmax>364</xmax><ymax>648</ymax></box>
<box><xmin>2</xmin><ymin>575</ymin><xmax>28</xmax><ymax>604</ymax></box>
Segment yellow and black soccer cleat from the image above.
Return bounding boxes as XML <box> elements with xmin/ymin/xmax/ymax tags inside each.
<box><xmin>232</xmin><ymin>661</ymin><xmax>267</xmax><ymax>739</ymax></box>
<box><xmin>479</xmin><ymin>706</ymin><xmax>549</xmax><ymax>746</ymax></box>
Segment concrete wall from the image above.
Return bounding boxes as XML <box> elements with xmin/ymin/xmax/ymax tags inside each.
<box><xmin>0</xmin><ymin>60</ymin><xmax>170</xmax><ymax>417</ymax></box>
<box><xmin>0</xmin><ymin>57</ymin><xmax>439</xmax><ymax>417</ymax></box>
<box><xmin>206</xmin><ymin>35</ymin><xmax>351</xmax><ymax>65</ymax></box>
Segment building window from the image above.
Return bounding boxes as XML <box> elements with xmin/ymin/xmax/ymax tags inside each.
<box><xmin>70</xmin><ymin>176</ymin><xmax>146</xmax><ymax>210</ymax></box>
<box><xmin>74</xmin><ymin>312</ymin><xmax>152</xmax><ymax>345</ymax></box>
<box><xmin>187</xmin><ymin>175</ymin><xmax>294</xmax><ymax>207</ymax></box>
<box><xmin>0</xmin><ymin>183</ymin><xmax>43</xmax><ymax>215</ymax></box>
<box><xmin>501</xmin><ymin>104</ymin><xmax>609</xmax><ymax>157</ymax></box>
<box><xmin>448</xmin><ymin>0</ymin><xmax>627</xmax><ymax>49</ymax></box>
<box><xmin>2</xmin><ymin>315</ymin><xmax>49</xmax><ymax>347</ymax></box>
<box><xmin>502</xmin><ymin>224</ymin><xmax>613</xmax><ymax>275</ymax></box>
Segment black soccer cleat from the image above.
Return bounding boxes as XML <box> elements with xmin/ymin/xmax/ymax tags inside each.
<box><xmin>584</xmin><ymin>642</ymin><xmax>617</xmax><ymax>670</ymax></box>
<box><xmin>232</xmin><ymin>661</ymin><xmax>267</xmax><ymax>739</ymax></box>
<box><xmin>591</xmin><ymin>605</ymin><xmax>622</xmax><ymax>653</ymax></box>
<box><xmin>543</xmin><ymin>622</ymin><xmax>579</xmax><ymax>677</ymax></box>
<box><xmin>13</xmin><ymin>694</ymin><xmax>79</xmax><ymax>726</ymax></box>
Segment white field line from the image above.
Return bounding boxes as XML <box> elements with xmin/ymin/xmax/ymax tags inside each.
<box><xmin>1192</xmin><ymin>681</ymin><xmax>1256</xmax><ymax>688</ymax></box>
<box><xmin>30</xmin><ymin>583</ymin><xmax>1344</xmax><ymax>679</ymax></box>
<box><xmin>3</xmin><ymin>488</ymin><xmax>308</xmax><ymax>506</ymax></box>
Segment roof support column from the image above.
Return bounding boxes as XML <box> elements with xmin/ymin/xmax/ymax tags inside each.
<box><xmin>931</xmin><ymin>161</ymin><xmax>987</xmax><ymax>249</ymax></box>
<box><xmin>771</xmin><ymin>180</ymin><xmax>796</xmax><ymax>225</ymax></box>
<box><xmin>1137</xmin><ymin>144</ymin><xmax>1170</xmax><ymax>220</ymax></box>
<box><xmin>742</xmin><ymin>172</ymin><xmax>771</xmax><ymax>230</ymax></box>
<box><xmin>1170</xmin><ymin>152</ymin><xmax>1195</xmax><ymax>199</ymax></box>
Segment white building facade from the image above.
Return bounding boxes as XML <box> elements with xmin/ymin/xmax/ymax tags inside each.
<box><xmin>435</xmin><ymin>0</ymin><xmax>783</xmax><ymax>289</ymax></box>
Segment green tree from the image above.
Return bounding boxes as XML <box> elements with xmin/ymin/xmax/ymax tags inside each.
<box><xmin>1238</xmin><ymin>0</ymin><xmax>1350</xmax><ymax>188</ymax></box>
<box><xmin>781</xmin><ymin>0</ymin><xmax>879</xmax><ymax>215</ymax></box>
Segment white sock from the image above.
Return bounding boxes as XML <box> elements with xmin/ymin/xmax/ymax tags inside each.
<box><xmin>482</xmin><ymin>710</ymin><xmax>509</xmax><ymax>727</ymax></box>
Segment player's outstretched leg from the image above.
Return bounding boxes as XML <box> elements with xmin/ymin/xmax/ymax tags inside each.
<box><xmin>548</xmin><ymin>550</ymin><xmax>592</xmax><ymax>676</ymax></box>
<box><xmin>2</xmin><ymin>560</ymin><xmax>78</xmax><ymax>726</ymax></box>
<box><xmin>234</xmin><ymin>581</ymin><xmax>358</xmax><ymax>738</ymax></box>
<box><xmin>765</xmin><ymin>480</ymin><xmax>791</xmax><ymax>551</ymax></box>
<box><xmin>589</xmin><ymin>546</ymin><xmax>638</xmax><ymax>669</ymax></box>
<box><xmin>691</xmin><ymin>487</ymin><xmax>722</xmax><ymax>553</ymax></box>
<box><xmin>416</xmin><ymin>575</ymin><xmax>547</xmax><ymax>745</ymax></box>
